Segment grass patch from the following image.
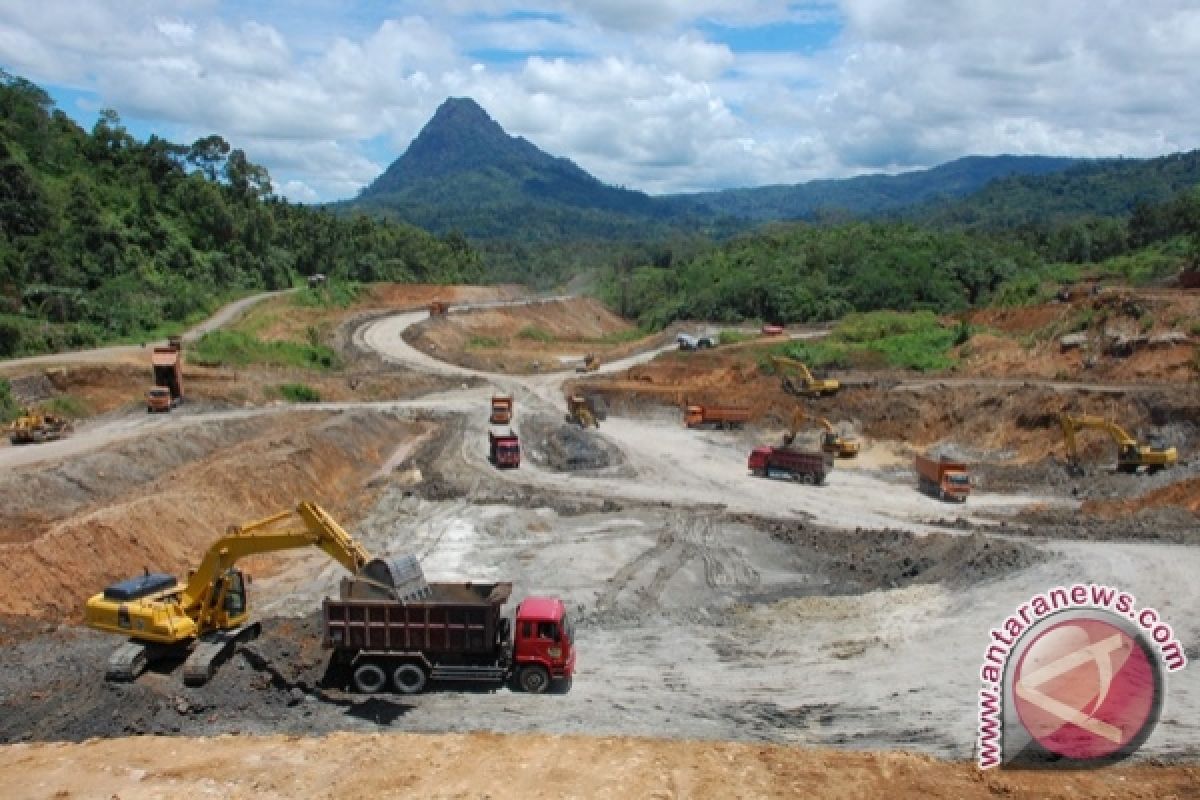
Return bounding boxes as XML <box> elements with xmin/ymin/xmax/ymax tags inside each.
<box><xmin>0</xmin><ymin>378</ymin><xmax>20</xmax><ymax>423</ymax></box>
<box><xmin>189</xmin><ymin>330</ymin><xmax>340</xmax><ymax>369</ymax></box>
<box><xmin>467</xmin><ymin>335</ymin><xmax>506</xmax><ymax>349</ymax></box>
<box><xmin>1190</xmin><ymin>320</ymin><xmax>1200</xmax><ymax>336</ymax></box>
<box><xmin>43</xmin><ymin>394</ymin><xmax>90</xmax><ymax>418</ymax></box>
<box><xmin>775</xmin><ymin>310</ymin><xmax>959</xmax><ymax>372</ymax></box>
<box><xmin>291</xmin><ymin>280</ymin><xmax>363</xmax><ymax>309</ymax></box>
<box><xmin>517</xmin><ymin>326</ymin><xmax>556</xmax><ymax>343</ymax></box>
<box><xmin>277</xmin><ymin>383</ymin><xmax>321</xmax><ymax>403</ymax></box>
<box><xmin>718</xmin><ymin>329</ymin><xmax>757</xmax><ymax>345</ymax></box>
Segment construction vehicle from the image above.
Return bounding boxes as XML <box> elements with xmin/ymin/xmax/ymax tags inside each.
<box><xmin>575</xmin><ymin>353</ymin><xmax>599</xmax><ymax>373</ymax></box>
<box><xmin>819</xmin><ymin>418</ymin><xmax>860</xmax><ymax>458</ymax></box>
<box><xmin>915</xmin><ymin>454</ymin><xmax>971</xmax><ymax>502</ymax></box>
<box><xmin>84</xmin><ymin>502</ymin><xmax>373</xmax><ymax>686</ymax></box>
<box><xmin>147</xmin><ymin>339</ymin><xmax>184</xmax><ymax>411</ymax></box>
<box><xmin>490</xmin><ymin>395</ymin><xmax>514</xmax><ymax>425</ymax></box>
<box><xmin>770</xmin><ymin>355</ymin><xmax>840</xmax><ymax>397</ymax></box>
<box><xmin>325</xmin><ymin>579</ymin><xmax>575</xmax><ymax>695</ymax></box>
<box><xmin>428</xmin><ymin>300</ymin><xmax>450</xmax><ymax>316</ymax></box>
<box><xmin>684</xmin><ymin>404</ymin><xmax>749</xmax><ymax>430</ymax></box>
<box><xmin>488</xmin><ymin>428</ymin><xmax>521</xmax><ymax>468</ymax></box>
<box><xmin>748</xmin><ymin>446</ymin><xmax>833</xmax><ymax>484</ymax></box>
<box><xmin>6</xmin><ymin>412</ymin><xmax>73</xmax><ymax>445</ymax></box>
<box><xmin>1058</xmin><ymin>413</ymin><xmax>1178</xmax><ymax>475</ymax></box>
<box><xmin>566</xmin><ymin>395</ymin><xmax>599</xmax><ymax>428</ymax></box>
<box><xmin>676</xmin><ymin>333</ymin><xmax>715</xmax><ymax>351</ymax></box>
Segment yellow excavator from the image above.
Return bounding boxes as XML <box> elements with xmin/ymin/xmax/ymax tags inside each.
<box><xmin>770</xmin><ymin>355</ymin><xmax>839</xmax><ymax>397</ymax></box>
<box><xmin>781</xmin><ymin>407</ymin><xmax>859</xmax><ymax>457</ymax></box>
<box><xmin>566</xmin><ymin>395</ymin><xmax>599</xmax><ymax>428</ymax></box>
<box><xmin>576</xmin><ymin>353</ymin><xmax>600</xmax><ymax>373</ymax></box>
<box><xmin>1058</xmin><ymin>413</ymin><xmax>1177</xmax><ymax>475</ymax></box>
<box><xmin>84</xmin><ymin>502</ymin><xmax>373</xmax><ymax>685</ymax></box>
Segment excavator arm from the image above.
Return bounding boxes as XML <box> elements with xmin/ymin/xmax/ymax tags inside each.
<box><xmin>1058</xmin><ymin>413</ymin><xmax>1175</xmax><ymax>474</ymax></box>
<box><xmin>770</xmin><ymin>355</ymin><xmax>840</xmax><ymax>397</ymax></box>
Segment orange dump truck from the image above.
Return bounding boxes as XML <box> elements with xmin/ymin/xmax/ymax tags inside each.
<box><xmin>915</xmin><ymin>454</ymin><xmax>970</xmax><ymax>502</ymax></box>
<box><xmin>490</xmin><ymin>395</ymin><xmax>514</xmax><ymax>425</ymax></box>
<box><xmin>147</xmin><ymin>342</ymin><xmax>184</xmax><ymax>412</ymax></box>
<box><xmin>684</xmin><ymin>405</ymin><xmax>750</xmax><ymax>430</ymax></box>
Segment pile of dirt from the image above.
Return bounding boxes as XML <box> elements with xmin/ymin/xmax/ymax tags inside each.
<box><xmin>0</xmin><ymin>410</ymin><xmax>427</xmax><ymax>619</ymax></box>
<box><xmin>521</xmin><ymin>412</ymin><xmax>626</xmax><ymax>472</ymax></box>
<box><xmin>1012</xmin><ymin>505</ymin><xmax>1200</xmax><ymax>545</ymax></box>
<box><xmin>1083</xmin><ymin>476</ymin><xmax>1200</xmax><ymax>517</ymax></box>
<box><xmin>402</xmin><ymin>296</ymin><xmax>667</xmax><ymax>373</ymax></box>
<box><xmin>733</xmin><ymin>515</ymin><xmax>1045</xmax><ymax>592</ymax></box>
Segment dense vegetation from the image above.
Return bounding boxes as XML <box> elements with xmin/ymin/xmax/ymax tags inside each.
<box><xmin>0</xmin><ymin>71</ymin><xmax>482</xmax><ymax>357</ymax></box>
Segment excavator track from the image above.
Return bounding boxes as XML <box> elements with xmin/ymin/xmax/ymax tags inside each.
<box><xmin>182</xmin><ymin>623</ymin><xmax>262</xmax><ymax>687</ymax></box>
<box><xmin>105</xmin><ymin>641</ymin><xmax>180</xmax><ymax>682</ymax></box>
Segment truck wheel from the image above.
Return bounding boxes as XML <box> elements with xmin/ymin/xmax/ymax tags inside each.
<box><xmin>392</xmin><ymin>663</ymin><xmax>428</xmax><ymax>694</ymax></box>
<box><xmin>352</xmin><ymin>662</ymin><xmax>388</xmax><ymax>694</ymax></box>
<box><xmin>518</xmin><ymin>665</ymin><xmax>550</xmax><ymax>694</ymax></box>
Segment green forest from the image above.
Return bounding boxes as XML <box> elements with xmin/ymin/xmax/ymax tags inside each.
<box><xmin>0</xmin><ymin>71</ymin><xmax>482</xmax><ymax>357</ymax></box>
<box><xmin>2</xmin><ymin>69</ymin><xmax>1198</xmax><ymax>356</ymax></box>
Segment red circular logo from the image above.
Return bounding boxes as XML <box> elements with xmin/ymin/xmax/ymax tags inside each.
<box><xmin>1013</xmin><ymin>617</ymin><xmax>1156</xmax><ymax>760</ymax></box>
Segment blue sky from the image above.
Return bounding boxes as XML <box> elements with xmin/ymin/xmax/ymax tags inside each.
<box><xmin>3</xmin><ymin>2</ymin><xmax>1198</xmax><ymax>203</ymax></box>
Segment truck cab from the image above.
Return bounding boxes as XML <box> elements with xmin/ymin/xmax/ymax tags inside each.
<box><xmin>146</xmin><ymin>386</ymin><xmax>174</xmax><ymax>412</ymax></box>
<box><xmin>513</xmin><ymin>596</ymin><xmax>576</xmax><ymax>693</ymax></box>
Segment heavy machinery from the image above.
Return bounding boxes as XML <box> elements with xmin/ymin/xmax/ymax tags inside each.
<box><xmin>147</xmin><ymin>339</ymin><xmax>184</xmax><ymax>411</ymax></box>
<box><xmin>748</xmin><ymin>446</ymin><xmax>833</xmax><ymax>484</ymax></box>
<box><xmin>576</xmin><ymin>353</ymin><xmax>599</xmax><ymax>373</ymax></box>
<box><xmin>676</xmin><ymin>333</ymin><xmax>715</xmax><ymax>351</ymax></box>
<box><xmin>770</xmin><ymin>355</ymin><xmax>839</xmax><ymax>397</ymax></box>
<box><xmin>488</xmin><ymin>428</ymin><xmax>521</xmax><ymax>468</ymax></box>
<box><xmin>915</xmin><ymin>454</ymin><xmax>971</xmax><ymax>502</ymax></box>
<box><xmin>6</xmin><ymin>412</ymin><xmax>73</xmax><ymax>444</ymax></box>
<box><xmin>428</xmin><ymin>300</ymin><xmax>450</xmax><ymax>316</ymax></box>
<box><xmin>819</xmin><ymin>418</ymin><xmax>860</xmax><ymax>458</ymax></box>
<box><xmin>684</xmin><ymin>404</ymin><xmax>749</xmax><ymax>430</ymax></box>
<box><xmin>566</xmin><ymin>395</ymin><xmax>599</xmax><ymax>428</ymax></box>
<box><xmin>1058</xmin><ymin>413</ymin><xmax>1178</xmax><ymax>475</ymax></box>
<box><xmin>325</xmin><ymin>581</ymin><xmax>575</xmax><ymax>694</ymax></box>
<box><xmin>84</xmin><ymin>502</ymin><xmax>373</xmax><ymax>686</ymax></box>
<box><xmin>490</xmin><ymin>395</ymin><xmax>514</xmax><ymax>425</ymax></box>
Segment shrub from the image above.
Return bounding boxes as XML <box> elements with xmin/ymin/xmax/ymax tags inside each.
<box><xmin>467</xmin><ymin>335</ymin><xmax>505</xmax><ymax>349</ymax></box>
<box><xmin>189</xmin><ymin>330</ymin><xmax>340</xmax><ymax>370</ymax></box>
<box><xmin>278</xmin><ymin>383</ymin><xmax>321</xmax><ymax>403</ymax></box>
<box><xmin>517</xmin><ymin>326</ymin><xmax>556</xmax><ymax>343</ymax></box>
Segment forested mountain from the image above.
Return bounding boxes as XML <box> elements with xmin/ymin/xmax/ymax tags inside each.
<box><xmin>0</xmin><ymin>71</ymin><xmax>481</xmax><ymax>357</ymax></box>
<box><xmin>348</xmin><ymin>97</ymin><xmax>673</xmax><ymax>240</ymax></box>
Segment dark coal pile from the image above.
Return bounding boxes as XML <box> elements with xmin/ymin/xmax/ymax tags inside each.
<box><xmin>1014</xmin><ymin>505</ymin><xmax>1200</xmax><ymax>545</ymax></box>
<box><xmin>522</xmin><ymin>413</ymin><xmax>625</xmax><ymax>472</ymax></box>
<box><xmin>733</xmin><ymin>515</ymin><xmax>1046</xmax><ymax>593</ymax></box>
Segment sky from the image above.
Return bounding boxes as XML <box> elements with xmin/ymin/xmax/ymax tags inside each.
<box><xmin>2</xmin><ymin>1</ymin><xmax>1198</xmax><ymax>204</ymax></box>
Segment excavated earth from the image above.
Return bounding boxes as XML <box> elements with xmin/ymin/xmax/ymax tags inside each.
<box><xmin>0</xmin><ymin>288</ymin><xmax>1197</xmax><ymax>796</ymax></box>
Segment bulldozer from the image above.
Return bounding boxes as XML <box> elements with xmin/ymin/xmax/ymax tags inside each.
<box><xmin>770</xmin><ymin>355</ymin><xmax>839</xmax><ymax>397</ymax></box>
<box><xmin>84</xmin><ymin>502</ymin><xmax>380</xmax><ymax>685</ymax></box>
<box><xmin>566</xmin><ymin>395</ymin><xmax>600</xmax><ymax>428</ymax></box>
<box><xmin>576</xmin><ymin>353</ymin><xmax>599</xmax><ymax>373</ymax></box>
<box><xmin>1058</xmin><ymin>413</ymin><xmax>1177</xmax><ymax>475</ymax></box>
<box><xmin>6</xmin><ymin>412</ymin><xmax>73</xmax><ymax>445</ymax></box>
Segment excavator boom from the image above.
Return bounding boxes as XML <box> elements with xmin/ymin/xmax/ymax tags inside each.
<box><xmin>770</xmin><ymin>356</ymin><xmax>840</xmax><ymax>397</ymax></box>
<box><xmin>84</xmin><ymin>502</ymin><xmax>376</xmax><ymax>684</ymax></box>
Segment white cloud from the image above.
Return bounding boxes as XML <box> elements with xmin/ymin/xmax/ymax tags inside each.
<box><xmin>1</xmin><ymin>1</ymin><xmax>1198</xmax><ymax>201</ymax></box>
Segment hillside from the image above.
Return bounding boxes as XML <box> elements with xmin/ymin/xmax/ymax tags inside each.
<box><xmin>0</xmin><ymin>71</ymin><xmax>481</xmax><ymax>357</ymax></box>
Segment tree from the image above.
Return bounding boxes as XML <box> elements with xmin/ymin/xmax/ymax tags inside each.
<box><xmin>187</xmin><ymin>134</ymin><xmax>231</xmax><ymax>181</ymax></box>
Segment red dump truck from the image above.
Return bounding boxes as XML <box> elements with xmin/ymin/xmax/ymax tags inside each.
<box><xmin>489</xmin><ymin>429</ymin><xmax>521</xmax><ymax>468</ymax></box>
<box><xmin>747</xmin><ymin>446</ymin><xmax>833</xmax><ymax>484</ymax></box>
<box><xmin>915</xmin><ymin>453</ymin><xmax>971</xmax><ymax>502</ymax></box>
<box><xmin>490</xmin><ymin>395</ymin><xmax>514</xmax><ymax>425</ymax></box>
<box><xmin>147</xmin><ymin>341</ymin><xmax>184</xmax><ymax>412</ymax></box>
<box><xmin>324</xmin><ymin>581</ymin><xmax>575</xmax><ymax>694</ymax></box>
<box><xmin>684</xmin><ymin>404</ymin><xmax>750</xmax><ymax>430</ymax></box>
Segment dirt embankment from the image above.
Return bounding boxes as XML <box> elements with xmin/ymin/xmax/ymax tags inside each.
<box><xmin>0</xmin><ymin>731</ymin><xmax>1194</xmax><ymax>800</ymax></box>
<box><xmin>0</xmin><ymin>410</ymin><xmax>428</xmax><ymax>619</ymax></box>
<box><xmin>402</xmin><ymin>296</ymin><xmax>669</xmax><ymax>373</ymax></box>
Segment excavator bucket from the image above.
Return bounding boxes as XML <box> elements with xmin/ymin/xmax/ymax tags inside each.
<box><xmin>341</xmin><ymin>555</ymin><xmax>431</xmax><ymax>602</ymax></box>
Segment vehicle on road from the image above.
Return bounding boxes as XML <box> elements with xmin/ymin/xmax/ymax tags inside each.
<box><xmin>676</xmin><ymin>333</ymin><xmax>715</xmax><ymax>351</ymax></box>
<box><xmin>147</xmin><ymin>339</ymin><xmax>184</xmax><ymax>411</ymax></box>
<box><xmin>325</xmin><ymin>580</ymin><xmax>575</xmax><ymax>695</ymax></box>
<box><xmin>915</xmin><ymin>454</ymin><xmax>970</xmax><ymax>502</ymax></box>
<box><xmin>490</xmin><ymin>395</ymin><xmax>514</xmax><ymax>425</ymax></box>
<box><xmin>748</xmin><ymin>446</ymin><xmax>833</xmax><ymax>484</ymax></box>
<box><xmin>761</xmin><ymin>324</ymin><xmax>784</xmax><ymax>336</ymax></box>
<box><xmin>489</xmin><ymin>429</ymin><xmax>521</xmax><ymax>468</ymax></box>
<box><xmin>6</xmin><ymin>412</ymin><xmax>73</xmax><ymax>444</ymax></box>
<box><xmin>684</xmin><ymin>404</ymin><xmax>749</xmax><ymax>430</ymax></box>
